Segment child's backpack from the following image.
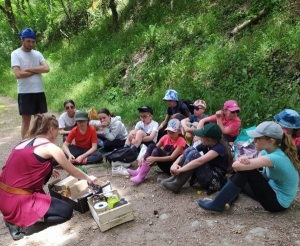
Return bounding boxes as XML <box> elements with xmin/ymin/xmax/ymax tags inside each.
<box><xmin>105</xmin><ymin>147</ymin><xmax>138</xmax><ymax>164</ymax></box>
<box><xmin>180</xmin><ymin>99</ymin><xmax>194</xmax><ymax>115</ymax></box>
<box><xmin>233</xmin><ymin>126</ymin><xmax>259</xmax><ymax>161</ymax></box>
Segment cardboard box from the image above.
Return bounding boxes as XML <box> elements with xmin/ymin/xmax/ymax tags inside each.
<box><xmin>54</xmin><ymin>176</ymin><xmax>78</xmax><ymax>191</ymax></box>
<box><xmin>88</xmin><ymin>189</ymin><xmax>134</xmax><ymax>232</ymax></box>
<box><xmin>48</xmin><ymin>180</ymin><xmax>112</xmax><ymax>214</ymax></box>
<box><xmin>68</xmin><ymin>180</ymin><xmax>89</xmax><ymax>200</ymax></box>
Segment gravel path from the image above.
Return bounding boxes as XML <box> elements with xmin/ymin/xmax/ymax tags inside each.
<box><xmin>1</xmin><ymin>96</ymin><xmax>300</xmax><ymax>246</ymax></box>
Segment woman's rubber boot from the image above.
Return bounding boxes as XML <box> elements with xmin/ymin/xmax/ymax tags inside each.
<box><xmin>130</xmin><ymin>162</ymin><xmax>151</xmax><ymax>184</ymax></box>
<box><xmin>5</xmin><ymin>221</ymin><xmax>24</xmax><ymax>241</ymax></box>
<box><xmin>157</xmin><ymin>175</ymin><xmax>176</xmax><ymax>183</ymax></box>
<box><xmin>161</xmin><ymin>170</ymin><xmax>194</xmax><ymax>194</ymax></box>
<box><xmin>197</xmin><ymin>180</ymin><xmax>241</xmax><ymax>213</ymax></box>
<box><xmin>127</xmin><ymin>167</ymin><xmax>140</xmax><ymax>177</ymax></box>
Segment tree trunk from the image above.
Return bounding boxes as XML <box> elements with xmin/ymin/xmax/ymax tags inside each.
<box><xmin>109</xmin><ymin>0</ymin><xmax>119</xmax><ymax>29</ymax></box>
<box><xmin>58</xmin><ymin>0</ymin><xmax>72</xmax><ymax>23</ymax></box>
<box><xmin>0</xmin><ymin>0</ymin><xmax>18</xmax><ymax>33</ymax></box>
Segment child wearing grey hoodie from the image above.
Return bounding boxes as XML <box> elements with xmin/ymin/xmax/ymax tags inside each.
<box><xmin>90</xmin><ymin>108</ymin><xmax>128</xmax><ymax>152</ymax></box>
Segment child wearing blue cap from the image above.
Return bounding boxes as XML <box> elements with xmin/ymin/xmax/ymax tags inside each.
<box><xmin>157</xmin><ymin>89</ymin><xmax>191</xmax><ymax>141</ymax></box>
<box><xmin>274</xmin><ymin>109</ymin><xmax>300</xmax><ymax>146</ymax></box>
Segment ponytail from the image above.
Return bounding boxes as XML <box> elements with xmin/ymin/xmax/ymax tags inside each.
<box><xmin>277</xmin><ymin>134</ymin><xmax>300</xmax><ymax>172</ymax></box>
<box><xmin>219</xmin><ymin>138</ymin><xmax>233</xmax><ymax>173</ymax></box>
<box><xmin>26</xmin><ymin>114</ymin><xmax>58</xmax><ymax>138</ymax></box>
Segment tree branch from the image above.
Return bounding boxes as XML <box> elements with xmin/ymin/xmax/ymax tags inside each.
<box><xmin>229</xmin><ymin>9</ymin><xmax>266</xmax><ymax>37</ymax></box>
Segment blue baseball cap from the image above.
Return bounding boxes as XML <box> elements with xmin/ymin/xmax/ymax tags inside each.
<box><xmin>20</xmin><ymin>28</ymin><xmax>36</xmax><ymax>39</ymax></box>
<box><xmin>163</xmin><ymin>89</ymin><xmax>178</xmax><ymax>101</ymax></box>
<box><xmin>274</xmin><ymin>109</ymin><xmax>300</xmax><ymax>129</ymax></box>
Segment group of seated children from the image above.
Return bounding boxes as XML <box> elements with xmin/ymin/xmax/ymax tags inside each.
<box><xmin>58</xmin><ymin>90</ymin><xmax>300</xmax><ymax>216</ymax></box>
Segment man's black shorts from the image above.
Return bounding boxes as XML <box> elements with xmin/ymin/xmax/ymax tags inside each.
<box><xmin>18</xmin><ymin>92</ymin><xmax>48</xmax><ymax>115</ymax></box>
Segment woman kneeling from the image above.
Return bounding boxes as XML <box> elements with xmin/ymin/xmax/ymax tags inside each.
<box><xmin>0</xmin><ymin>114</ymin><xmax>100</xmax><ymax>240</ymax></box>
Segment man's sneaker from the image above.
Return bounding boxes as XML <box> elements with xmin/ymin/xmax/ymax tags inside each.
<box><xmin>112</xmin><ymin>166</ymin><xmax>130</xmax><ymax>176</ymax></box>
<box><xmin>111</xmin><ymin>161</ymin><xmax>131</xmax><ymax>168</ymax></box>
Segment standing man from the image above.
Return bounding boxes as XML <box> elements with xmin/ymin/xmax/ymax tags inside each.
<box><xmin>11</xmin><ymin>28</ymin><xmax>50</xmax><ymax>139</ymax></box>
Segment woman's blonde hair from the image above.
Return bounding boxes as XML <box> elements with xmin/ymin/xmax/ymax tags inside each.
<box><xmin>275</xmin><ymin>134</ymin><xmax>300</xmax><ymax>172</ymax></box>
<box><xmin>26</xmin><ymin>114</ymin><xmax>58</xmax><ymax>138</ymax></box>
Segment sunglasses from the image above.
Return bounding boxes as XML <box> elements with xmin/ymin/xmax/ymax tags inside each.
<box><xmin>194</xmin><ymin>107</ymin><xmax>204</xmax><ymax>111</ymax></box>
<box><xmin>229</xmin><ymin>110</ymin><xmax>239</xmax><ymax>114</ymax></box>
<box><xmin>65</xmin><ymin>106</ymin><xmax>74</xmax><ymax>110</ymax></box>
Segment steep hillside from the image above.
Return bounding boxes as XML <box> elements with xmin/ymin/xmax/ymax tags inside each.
<box><xmin>1</xmin><ymin>0</ymin><xmax>300</xmax><ymax>126</ymax></box>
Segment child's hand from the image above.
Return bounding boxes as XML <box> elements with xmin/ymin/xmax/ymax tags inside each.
<box><xmin>68</xmin><ymin>154</ymin><xmax>76</xmax><ymax>163</ymax></box>
<box><xmin>100</xmin><ymin>120</ymin><xmax>108</xmax><ymax>127</ymax></box>
<box><xmin>138</xmin><ymin>158</ymin><xmax>143</xmax><ymax>167</ymax></box>
<box><xmin>128</xmin><ymin>133</ymin><xmax>136</xmax><ymax>141</ymax></box>
<box><xmin>146</xmin><ymin>156</ymin><xmax>156</xmax><ymax>165</ymax></box>
<box><xmin>171</xmin><ymin>166</ymin><xmax>181</xmax><ymax>176</ymax></box>
<box><xmin>75</xmin><ymin>155</ymin><xmax>85</xmax><ymax>164</ymax></box>
<box><xmin>170</xmin><ymin>163</ymin><xmax>180</xmax><ymax>174</ymax></box>
<box><xmin>216</xmin><ymin>110</ymin><xmax>222</xmax><ymax>119</ymax></box>
<box><xmin>238</xmin><ymin>156</ymin><xmax>251</xmax><ymax>165</ymax></box>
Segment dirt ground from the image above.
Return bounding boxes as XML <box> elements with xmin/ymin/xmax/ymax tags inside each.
<box><xmin>1</xmin><ymin>96</ymin><xmax>300</xmax><ymax>246</ymax></box>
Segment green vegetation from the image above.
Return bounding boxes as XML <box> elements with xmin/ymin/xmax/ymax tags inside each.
<box><xmin>0</xmin><ymin>0</ymin><xmax>300</xmax><ymax>127</ymax></box>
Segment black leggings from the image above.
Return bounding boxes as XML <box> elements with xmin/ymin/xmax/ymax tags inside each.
<box><xmin>68</xmin><ymin>145</ymin><xmax>103</xmax><ymax>164</ymax></box>
<box><xmin>231</xmin><ymin>169</ymin><xmax>286</xmax><ymax>212</ymax></box>
<box><xmin>144</xmin><ymin>143</ymin><xmax>172</xmax><ymax>174</ymax></box>
<box><xmin>97</xmin><ymin>134</ymin><xmax>125</xmax><ymax>152</ymax></box>
<box><xmin>44</xmin><ymin>197</ymin><xmax>73</xmax><ymax>223</ymax></box>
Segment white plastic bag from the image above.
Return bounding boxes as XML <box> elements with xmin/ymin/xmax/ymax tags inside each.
<box><xmin>137</xmin><ymin>144</ymin><xmax>147</xmax><ymax>161</ymax></box>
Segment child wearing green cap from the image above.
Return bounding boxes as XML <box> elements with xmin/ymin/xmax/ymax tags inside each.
<box><xmin>160</xmin><ymin>123</ymin><xmax>232</xmax><ymax>195</ymax></box>
<box><xmin>62</xmin><ymin>111</ymin><xmax>103</xmax><ymax>164</ymax></box>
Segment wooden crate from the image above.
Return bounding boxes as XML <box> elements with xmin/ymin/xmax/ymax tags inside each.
<box><xmin>88</xmin><ymin>189</ymin><xmax>134</xmax><ymax>232</ymax></box>
<box><xmin>48</xmin><ymin>179</ymin><xmax>112</xmax><ymax>214</ymax></box>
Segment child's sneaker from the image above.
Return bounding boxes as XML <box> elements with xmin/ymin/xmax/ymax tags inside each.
<box><xmin>112</xmin><ymin>166</ymin><xmax>130</xmax><ymax>176</ymax></box>
<box><xmin>111</xmin><ymin>161</ymin><xmax>131</xmax><ymax>168</ymax></box>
